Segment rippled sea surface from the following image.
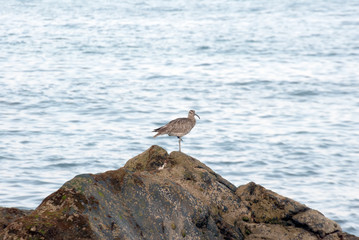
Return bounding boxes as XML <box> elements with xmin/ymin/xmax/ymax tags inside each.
<box><xmin>1</xmin><ymin>0</ymin><xmax>359</xmax><ymax>235</ymax></box>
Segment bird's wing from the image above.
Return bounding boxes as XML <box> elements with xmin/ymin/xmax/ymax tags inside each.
<box><xmin>165</xmin><ymin>118</ymin><xmax>192</xmax><ymax>133</ymax></box>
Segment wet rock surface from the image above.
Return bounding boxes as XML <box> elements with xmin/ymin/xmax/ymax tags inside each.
<box><xmin>1</xmin><ymin>145</ymin><xmax>358</xmax><ymax>240</ymax></box>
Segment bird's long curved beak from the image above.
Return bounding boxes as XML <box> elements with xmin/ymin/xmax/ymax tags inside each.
<box><xmin>195</xmin><ymin>113</ymin><xmax>200</xmax><ymax>119</ymax></box>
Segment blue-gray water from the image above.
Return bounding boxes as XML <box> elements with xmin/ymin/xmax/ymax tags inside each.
<box><xmin>1</xmin><ymin>0</ymin><xmax>359</xmax><ymax>235</ymax></box>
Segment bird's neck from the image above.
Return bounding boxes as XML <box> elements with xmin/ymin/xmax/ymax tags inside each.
<box><xmin>188</xmin><ymin>115</ymin><xmax>196</xmax><ymax>122</ymax></box>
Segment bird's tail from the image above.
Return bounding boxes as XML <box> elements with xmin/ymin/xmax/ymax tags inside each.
<box><xmin>153</xmin><ymin>127</ymin><xmax>165</xmax><ymax>138</ymax></box>
<box><xmin>153</xmin><ymin>132</ymin><xmax>161</xmax><ymax>138</ymax></box>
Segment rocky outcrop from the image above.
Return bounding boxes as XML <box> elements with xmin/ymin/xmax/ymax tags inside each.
<box><xmin>1</xmin><ymin>145</ymin><xmax>358</xmax><ymax>240</ymax></box>
<box><xmin>235</xmin><ymin>183</ymin><xmax>357</xmax><ymax>240</ymax></box>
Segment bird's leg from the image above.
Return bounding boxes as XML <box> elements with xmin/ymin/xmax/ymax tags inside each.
<box><xmin>178</xmin><ymin>137</ymin><xmax>181</xmax><ymax>152</ymax></box>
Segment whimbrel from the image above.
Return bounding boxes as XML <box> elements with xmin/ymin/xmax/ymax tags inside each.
<box><xmin>153</xmin><ymin>110</ymin><xmax>200</xmax><ymax>152</ymax></box>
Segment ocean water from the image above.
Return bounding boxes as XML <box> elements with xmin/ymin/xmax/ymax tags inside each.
<box><xmin>1</xmin><ymin>0</ymin><xmax>359</xmax><ymax>235</ymax></box>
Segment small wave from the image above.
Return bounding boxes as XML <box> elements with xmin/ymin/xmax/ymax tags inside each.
<box><xmin>146</xmin><ymin>75</ymin><xmax>169</xmax><ymax>80</ymax></box>
<box><xmin>0</xmin><ymin>100</ymin><xmax>22</xmax><ymax>106</ymax></box>
<box><xmin>226</xmin><ymin>80</ymin><xmax>272</xmax><ymax>86</ymax></box>
<box><xmin>289</xmin><ymin>90</ymin><xmax>319</xmax><ymax>97</ymax></box>
<box><xmin>195</xmin><ymin>63</ymin><xmax>211</xmax><ymax>67</ymax></box>
<box><xmin>83</xmin><ymin>51</ymin><xmax>106</xmax><ymax>55</ymax></box>
<box><xmin>147</xmin><ymin>7</ymin><xmax>184</xmax><ymax>13</ymax></box>
<box><xmin>212</xmin><ymin>161</ymin><xmax>241</xmax><ymax>166</ymax></box>
<box><xmin>197</xmin><ymin>46</ymin><xmax>210</xmax><ymax>51</ymax></box>
<box><xmin>47</xmin><ymin>163</ymin><xmax>82</xmax><ymax>169</ymax></box>
<box><xmin>341</xmin><ymin>21</ymin><xmax>359</xmax><ymax>26</ymax></box>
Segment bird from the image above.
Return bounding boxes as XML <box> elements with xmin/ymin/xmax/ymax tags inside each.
<box><xmin>153</xmin><ymin>110</ymin><xmax>200</xmax><ymax>152</ymax></box>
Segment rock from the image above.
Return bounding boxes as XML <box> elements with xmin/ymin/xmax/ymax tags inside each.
<box><xmin>0</xmin><ymin>207</ymin><xmax>32</xmax><ymax>231</ymax></box>
<box><xmin>292</xmin><ymin>209</ymin><xmax>341</xmax><ymax>238</ymax></box>
<box><xmin>242</xmin><ymin>223</ymin><xmax>318</xmax><ymax>240</ymax></box>
<box><xmin>235</xmin><ymin>182</ymin><xmax>309</xmax><ymax>224</ymax></box>
<box><xmin>235</xmin><ymin>182</ymin><xmax>358</xmax><ymax>240</ymax></box>
<box><xmin>0</xmin><ymin>145</ymin><xmax>358</xmax><ymax>240</ymax></box>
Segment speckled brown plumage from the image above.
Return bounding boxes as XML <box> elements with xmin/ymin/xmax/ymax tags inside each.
<box><xmin>153</xmin><ymin>110</ymin><xmax>200</xmax><ymax>152</ymax></box>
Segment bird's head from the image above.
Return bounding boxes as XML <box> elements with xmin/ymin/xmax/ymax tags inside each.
<box><xmin>189</xmin><ymin>110</ymin><xmax>200</xmax><ymax>119</ymax></box>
